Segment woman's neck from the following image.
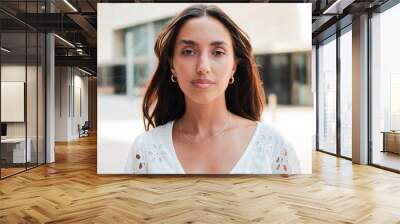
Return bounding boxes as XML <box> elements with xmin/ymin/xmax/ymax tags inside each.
<box><xmin>176</xmin><ymin>96</ymin><xmax>233</xmax><ymax>136</ymax></box>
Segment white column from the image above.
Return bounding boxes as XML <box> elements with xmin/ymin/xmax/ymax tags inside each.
<box><xmin>46</xmin><ymin>32</ymin><xmax>55</xmax><ymax>163</ymax></box>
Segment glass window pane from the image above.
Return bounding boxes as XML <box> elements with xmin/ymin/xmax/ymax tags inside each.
<box><xmin>371</xmin><ymin>4</ymin><xmax>400</xmax><ymax>171</ymax></box>
<box><xmin>340</xmin><ymin>29</ymin><xmax>352</xmax><ymax>158</ymax></box>
<box><xmin>269</xmin><ymin>54</ymin><xmax>291</xmax><ymax>104</ymax></box>
<box><xmin>132</xmin><ymin>25</ymin><xmax>148</xmax><ymax>57</ymax></box>
<box><xmin>1</xmin><ymin>32</ymin><xmax>27</xmax><ymax>178</ymax></box>
<box><xmin>38</xmin><ymin>32</ymin><xmax>45</xmax><ymax>165</ymax></box>
<box><xmin>293</xmin><ymin>53</ymin><xmax>313</xmax><ymax>106</ymax></box>
<box><xmin>318</xmin><ymin>37</ymin><xmax>337</xmax><ymax>154</ymax></box>
<box><xmin>133</xmin><ymin>63</ymin><xmax>149</xmax><ymax>86</ymax></box>
<box><xmin>1</xmin><ymin>1</ymin><xmax>46</xmax><ymax>179</ymax></box>
<box><xmin>27</xmin><ymin>31</ymin><xmax>38</xmax><ymax>169</ymax></box>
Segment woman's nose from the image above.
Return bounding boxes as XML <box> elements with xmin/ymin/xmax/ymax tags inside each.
<box><xmin>196</xmin><ymin>52</ymin><xmax>211</xmax><ymax>75</ymax></box>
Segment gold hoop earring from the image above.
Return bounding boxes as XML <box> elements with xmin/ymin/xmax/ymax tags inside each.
<box><xmin>171</xmin><ymin>75</ymin><xmax>177</xmax><ymax>83</ymax></box>
<box><xmin>229</xmin><ymin>76</ymin><xmax>235</xmax><ymax>84</ymax></box>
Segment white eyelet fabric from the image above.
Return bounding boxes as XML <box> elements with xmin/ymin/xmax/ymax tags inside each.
<box><xmin>125</xmin><ymin>121</ymin><xmax>301</xmax><ymax>174</ymax></box>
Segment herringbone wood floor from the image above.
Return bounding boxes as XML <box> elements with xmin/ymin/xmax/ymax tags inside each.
<box><xmin>1</xmin><ymin>135</ymin><xmax>400</xmax><ymax>224</ymax></box>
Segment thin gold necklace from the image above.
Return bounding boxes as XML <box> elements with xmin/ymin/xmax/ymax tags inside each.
<box><xmin>175</xmin><ymin>118</ymin><xmax>232</xmax><ymax>145</ymax></box>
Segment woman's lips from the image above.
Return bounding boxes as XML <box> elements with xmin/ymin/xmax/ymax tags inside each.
<box><xmin>191</xmin><ymin>79</ymin><xmax>216</xmax><ymax>89</ymax></box>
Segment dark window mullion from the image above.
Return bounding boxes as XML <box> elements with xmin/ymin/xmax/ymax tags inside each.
<box><xmin>25</xmin><ymin>0</ymin><xmax>28</xmax><ymax>171</ymax></box>
<box><xmin>367</xmin><ymin>11</ymin><xmax>373</xmax><ymax>165</ymax></box>
<box><xmin>336</xmin><ymin>29</ymin><xmax>341</xmax><ymax>157</ymax></box>
<box><xmin>36</xmin><ymin>2</ymin><xmax>39</xmax><ymax>167</ymax></box>
<box><xmin>316</xmin><ymin>45</ymin><xmax>319</xmax><ymax>151</ymax></box>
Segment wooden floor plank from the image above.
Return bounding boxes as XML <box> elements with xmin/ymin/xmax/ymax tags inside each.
<box><xmin>0</xmin><ymin>135</ymin><xmax>400</xmax><ymax>223</ymax></box>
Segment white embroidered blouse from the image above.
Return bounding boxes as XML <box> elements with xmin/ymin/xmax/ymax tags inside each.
<box><xmin>125</xmin><ymin>121</ymin><xmax>301</xmax><ymax>174</ymax></box>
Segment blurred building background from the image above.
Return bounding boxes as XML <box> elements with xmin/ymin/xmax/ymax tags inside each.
<box><xmin>97</xmin><ymin>3</ymin><xmax>312</xmax><ymax>106</ymax></box>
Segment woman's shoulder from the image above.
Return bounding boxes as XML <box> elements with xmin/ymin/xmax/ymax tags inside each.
<box><xmin>254</xmin><ymin>121</ymin><xmax>301</xmax><ymax>174</ymax></box>
<box><xmin>231</xmin><ymin>116</ymin><xmax>285</xmax><ymax>144</ymax></box>
<box><xmin>127</xmin><ymin>121</ymin><xmax>175</xmax><ymax>174</ymax></box>
<box><xmin>228</xmin><ymin>114</ymin><xmax>284</xmax><ymax>141</ymax></box>
<box><xmin>256</xmin><ymin>121</ymin><xmax>286</xmax><ymax>141</ymax></box>
<box><xmin>134</xmin><ymin>121</ymin><xmax>173</xmax><ymax>144</ymax></box>
<box><xmin>233</xmin><ymin>116</ymin><xmax>282</xmax><ymax>138</ymax></box>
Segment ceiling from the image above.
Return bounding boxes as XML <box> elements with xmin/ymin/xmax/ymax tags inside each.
<box><xmin>0</xmin><ymin>0</ymin><xmax>392</xmax><ymax>76</ymax></box>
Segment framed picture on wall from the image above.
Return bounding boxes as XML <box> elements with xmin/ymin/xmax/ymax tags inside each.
<box><xmin>1</xmin><ymin>81</ymin><xmax>25</xmax><ymax>122</ymax></box>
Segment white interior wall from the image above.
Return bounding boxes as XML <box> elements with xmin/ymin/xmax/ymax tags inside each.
<box><xmin>55</xmin><ymin>67</ymin><xmax>89</xmax><ymax>141</ymax></box>
<box><xmin>74</xmin><ymin>74</ymin><xmax>89</xmax><ymax>122</ymax></box>
<box><xmin>55</xmin><ymin>67</ymin><xmax>69</xmax><ymax>141</ymax></box>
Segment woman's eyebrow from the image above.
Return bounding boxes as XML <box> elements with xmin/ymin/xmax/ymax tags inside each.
<box><xmin>177</xmin><ymin>39</ymin><xmax>227</xmax><ymax>46</ymax></box>
<box><xmin>178</xmin><ymin>39</ymin><xmax>196</xmax><ymax>46</ymax></box>
<box><xmin>210</xmin><ymin>41</ymin><xmax>227</xmax><ymax>46</ymax></box>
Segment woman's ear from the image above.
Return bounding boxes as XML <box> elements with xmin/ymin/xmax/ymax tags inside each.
<box><xmin>168</xmin><ymin>58</ymin><xmax>175</xmax><ymax>74</ymax></box>
<box><xmin>232</xmin><ymin>59</ymin><xmax>238</xmax><ymax>75</ymax></box>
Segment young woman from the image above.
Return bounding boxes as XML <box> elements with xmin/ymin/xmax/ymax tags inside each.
<box><xmin>125</xmin><ymin>4</ymin><xmax>301</xmax><ymax>174</ymax></box>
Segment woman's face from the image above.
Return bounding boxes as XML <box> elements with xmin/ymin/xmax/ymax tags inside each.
<box><xmin>171</xmin><ymin>16</ymin><xmax>237</xmax><ymax>105</ymax></box>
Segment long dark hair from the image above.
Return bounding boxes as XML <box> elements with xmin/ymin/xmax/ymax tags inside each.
<box><xmin>142</xmin><ymin>4</ymin><xmax>265</xmax><ymax>131</ymax></box>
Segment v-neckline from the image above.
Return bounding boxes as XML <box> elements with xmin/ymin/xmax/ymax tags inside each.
<box><xmin>168</xmin><ymin>120</ymin><xmax>260</xmax><ymax>174</ymax></box>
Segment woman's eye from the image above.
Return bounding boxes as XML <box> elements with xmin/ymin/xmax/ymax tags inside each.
<box><xmin>182</xmin><ymin>49</ymin><xmax>195</xmax><ymax>56</ymax></box>
<box><xmin>213</xmin><ymin>50</ymin><xmax>225</xmax><ymax>56</ymax></box>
